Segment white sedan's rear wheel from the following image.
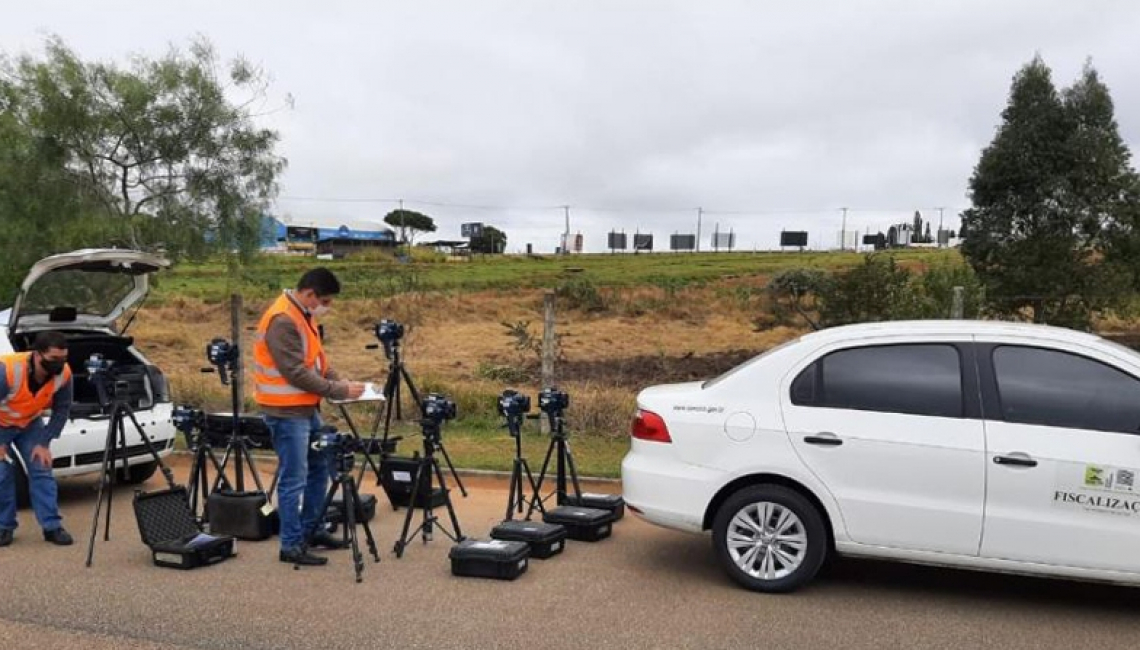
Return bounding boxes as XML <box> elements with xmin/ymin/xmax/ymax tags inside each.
<box><xmin>712</xmin><ymin>485</ymin><xmax>827</xmax><ymax>593</ymax></box>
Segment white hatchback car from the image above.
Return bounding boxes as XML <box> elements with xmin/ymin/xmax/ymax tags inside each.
<box><xmin>622</xmin><ymin>320</ymin><xmax>1140</xmax><ymax>593</ymax></box>
<box><xmin>1</xmin><ymin>249</ymin><xmax>177</xmax><ymax>506</ymax></box>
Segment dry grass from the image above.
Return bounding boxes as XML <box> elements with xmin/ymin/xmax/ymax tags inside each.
<box><xmin>132</xmin><ymin>280</ymin><xmax>801</xmax><ymax>437</ymax></box>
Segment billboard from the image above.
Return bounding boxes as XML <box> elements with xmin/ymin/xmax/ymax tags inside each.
<box><xmin>670</xmin><ymin>234</ymin><xmax>696</xmax><ymax>251</ymax></box>
<box><xmin>461</xmin><ymin>222</ymin><xmax>484</xmax><ymax>238</ymax></box>
<box><xmin>712</xmin><ymin>232</ymin><xmax>735</xmax><ymax>250</ymax></box>
<box><xmin>607</xmin><ymin>231</ymin><xmax>628</xmax><ymax>250</ymax></box>
<box><xmin>780</xmin><ymin>231</ymin><xmax>808</xmax><ymax>248</ymax></box>
<box><xmin>633</xmin><ymin>233</ymin><xmax>654</xmax><ymax>251</ymax></box>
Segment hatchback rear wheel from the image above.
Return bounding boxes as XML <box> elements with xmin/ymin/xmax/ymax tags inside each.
<box><xmin>712</xmin><ymin>485</ymin><xmax>827</xmax><ymax>593</ymax></box>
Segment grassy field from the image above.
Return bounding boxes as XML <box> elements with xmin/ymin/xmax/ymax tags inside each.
<box><xmin>141</xmin><ymin>248</ymin><xmax>961</xmax><ymax>477</ymax></box>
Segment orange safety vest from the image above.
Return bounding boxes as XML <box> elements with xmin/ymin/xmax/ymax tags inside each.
<box><xmin>0</xmin><ymin>352</ymin><xmax>72</xmax><ymax>429</ymax></box>
<box><xmin>252</xmin><ymin>293</ymin><xmax>328</xmax><ymax>407</ymax></box>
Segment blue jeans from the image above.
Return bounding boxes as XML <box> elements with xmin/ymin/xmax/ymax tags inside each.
<box><xmin>265</xmin><ymin>413</ymin><xmax>332</xmax><ymax>551</ymax></box>
<box><xmin>0</xmin><ymin>420</ymin><xmax>63</xmax><ymax>533</ymax></box>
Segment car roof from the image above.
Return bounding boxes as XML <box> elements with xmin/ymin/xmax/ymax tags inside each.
<box><xmin>797</xmin><ymin>320</ymin><xmax>1105</xmax><ymax>346</ymax></box>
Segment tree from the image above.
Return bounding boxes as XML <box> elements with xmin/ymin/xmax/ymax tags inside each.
<box><xmin>383</xmin><ymin>209</ymin><xmax>436</xmax><ymax>245</ymax></box>
<box><xmin>0</xmin><ymin>35</ymin><xmax>287</xmax><ymax>265</ymax></box>
<box><xmin>469</xmin><ymin>225</ymin><xmax>507</xmax><ymax>254</ymax></box>
<box><xmin>960</xmin><ymin>56</ymin><xmax>1139</xmax><ymax>328</ymax></box>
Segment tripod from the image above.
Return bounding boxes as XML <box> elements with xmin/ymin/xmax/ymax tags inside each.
<box><xmin>301</xmin><ymin>435</ymin><xmax>380</xmax><ymax>582</ymax></box>
<box><xmin>503</xmin><ymin>412</ymin><xmax>543</xmax><ymax>521</ymax></box>
<box><xmin>526</xmin><ymin>407</ymin><xmax>585</xmax><ymax>519</ymax></box>
<box><xmin>181</xmin><ymin>416</ymin><xmax>230</xmax><ymax>523</ymax></box>
<box><xmin>85</xmin><ymin>370</ymin><xmax>178</xmax><ymax>567</ymax></box>
<box><xmin>392</xmin><ymin>419</ymin><xmax>465</xmax><ymax>558</ymax></box>
<box><xmin>362</xmin><ymin>334</ymin><xmax>468</xmax><ymax>499</ymax></box>
<box><xmin>205</xmin><ymin>339</ymin><xmax>270</xmax><ymax>498</ymax></box>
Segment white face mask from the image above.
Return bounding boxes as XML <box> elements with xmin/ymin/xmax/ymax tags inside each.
<box><xmin>312</xmin><ymin>304</ymin><xmax>331</xmax><ymax>317</ymax></box>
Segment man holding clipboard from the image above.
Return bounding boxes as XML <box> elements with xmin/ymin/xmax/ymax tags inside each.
<box><xmin>252</xmin><ymin>268</ymin><xmax>367</xmax><ymax>566</ymax></box>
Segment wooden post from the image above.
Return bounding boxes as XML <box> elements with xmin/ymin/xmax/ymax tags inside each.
<box><xmin>541</xmin><ymin>290</ymin><xmax>556</xmax><ymax>434</ymax></box>
<box><xmin>231</xmin><ymin>293</ymin><xmax>244</xmax><ymax>409</ymax></box>
<box><xmin>950</xmin><ymin>286</ymin><xmax>965</xmax><ymax>319</ymax></box>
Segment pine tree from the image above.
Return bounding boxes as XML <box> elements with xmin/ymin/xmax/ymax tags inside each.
<box><xmin>960</xmin><ymin>56</ymin><xmax>1139</xmax><ymax>328</ymax></box>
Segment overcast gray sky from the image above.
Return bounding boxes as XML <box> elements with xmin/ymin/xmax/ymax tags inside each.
<box><xmin>5</xmin><ymin>1</ymin><xmax>1139</xmax><ymax>252</ymax></box>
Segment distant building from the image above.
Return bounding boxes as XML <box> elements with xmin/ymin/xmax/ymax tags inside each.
<box><xmin>261</xmin><ymin>216</ymin><xmax>397</xmax><ymax>256</ymax></box>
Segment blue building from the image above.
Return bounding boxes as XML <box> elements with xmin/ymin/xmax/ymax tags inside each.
<box><xmin>261</xmin><ymin>216</ymin><xmax>396</xmax><ymax>255</ymax></box>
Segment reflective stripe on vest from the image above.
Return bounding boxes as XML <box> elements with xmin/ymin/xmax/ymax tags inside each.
<box><xmin>0</xmin><ymin>353</ymin><xmax>70</xmax><ymax>428</ymax></box>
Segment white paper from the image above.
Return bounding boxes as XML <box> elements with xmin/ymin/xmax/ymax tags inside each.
<box><xmin>329</xmin><ymin>382</ymin><xmax>387</xmax><ymax>404</ymax></box>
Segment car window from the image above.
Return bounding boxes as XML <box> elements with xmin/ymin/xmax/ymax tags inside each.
<box><xmin>792</xmin><ymin>344</ymin><xmax>963</xmax><ymax>418</ymax></box>
<box><xmin>992</xmin><ymin>346</ymin><xmax>1140</xmax><ymax>434</ymax></box>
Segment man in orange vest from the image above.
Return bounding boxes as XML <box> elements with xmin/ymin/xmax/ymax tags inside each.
<box><xmin>0</xmin><ymin>331</ymin><xmax>75</xmax><ymax>548</ymax></box>
<box><xmin>253</xmin><ymin>268</ymin><xmax>365</xmax><ymax>566</ymax></box>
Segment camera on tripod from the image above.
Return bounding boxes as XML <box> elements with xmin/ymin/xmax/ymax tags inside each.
<box><xmin>86</xmin><ymin>353</ymin><xmax>126</xmax><ymax>406</ymax></box>
<box><xmin>498</xmin><ymin>390</ymin><xmax>531</xmax><ymax>419</ymax></box>
<box><xmin>538</xmin><ymin>387</ymin><xmax>569</xmax><ymax>415</ymax></box>
<box><xmin>172</xmin><ymin>405</ymin><xmax>204</xmax><ymax>436</ymax></box>
<box><xmin>205</xmin><ymin>338</ymin><xmax>238</xmax><ymax>385</ymax></box>
<box><xmin>374</xmin><ymin>319</ymin><xmax>405</xmax><ymax>343</ymax></box>
<box><xmin>422</xmin><ymin>393</ymin><xmax>457</xmax><ymax>424</ymax></box>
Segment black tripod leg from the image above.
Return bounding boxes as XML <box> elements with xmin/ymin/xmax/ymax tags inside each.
<box><xmin>353</xmin><ymin>480</ymin><xmax>380</xmax><ymax>563</ymax></box>
<box><xmin>105</xmin><ymin>411</ymin><xmax>128</xmax><ymax>542</ymax></box>
<box><xmin>344</xmin><ymin>482</ymin><xmax>364</xmax><ymax>583</ymax></box>
<box><xmin>123</xmin><ymin>408</ymin><xmax>176</xmax><ymax>489</ymax></box>
<box><xmin>433</xmin><ymin>459</ymin><xmax>463</xmax><ymax>541</ymax></box>
<box><xmin>505</xmin><ymin>458</ymin><xmax>520</xmax><ymax>522</ymax></box>
<box><xmin>527</xmin><ymin>438</ymin><xmax>557</xmax><ymax>519</ymax></box>
<box><xmin>400</xmin><ymin>365</ymin><xmax>423</xmax><ymax>409</ymax></box>
<box><xmin>564</xmin><ymin>441</ymin><xmax>584</xmax><ymax>500</ymax></box>
<box><xmin>393</xmin><ymin>460</ymin><xmax>426</xmax><ymax>557</ymax></box>
<box><xmin>434</xmin><ymin>442</ymin><xmax>467</xmax><ymax>497</ymax></box>
<box><xmin>85</xmin><ymin>408</ymin><xmax>119</xmax><ymax>567</ymax></box>
<box><xmin>522</xmin><ymin>459</ymin><xmax>545</xmax><ymax>517</ymax></box>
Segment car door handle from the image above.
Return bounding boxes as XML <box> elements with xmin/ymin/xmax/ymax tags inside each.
<box><xmin>804</xmin><ymin>433</ymin><xmax>843</xmax><ymax>447</ymax></box>
<box><xmin>993</xmin><ymin>454</ymin><xmax>1037</xmax><ymax>468</ymax></box>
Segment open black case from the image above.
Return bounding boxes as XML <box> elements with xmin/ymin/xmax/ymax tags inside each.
<box><xmin>134</xmin><ymin>487</ymin><xmax>236</xmax><ymax>569</ymax></box>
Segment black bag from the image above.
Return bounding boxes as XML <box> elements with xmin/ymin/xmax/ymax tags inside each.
<box><xmin>325</xmin><ymin>493</ymin><xmax>378</xmax><ymax>524</ymax></box>
<box><xmin>490</xmin><ymin>520</ymin><xmax>567</xmax><ymax>559</ymax></box>
<box><xmin>379</xmin><ymin>456</ymin><xmax>447</xmax><ymax>509</ymax></box>
<box><xmin>207</xmin><ymin>490</ymin><xmax>277</xmax><ymax>541</ymax></box>
<box><xmin>562</xmin><ymin>493</ymin><xmax>626</xmax><ymax>521</ymax></box>
<box><xmin>543</xmin><ymin>506</ymin><xmax>614</xmax><ymax>542</ymax></box>
<box><xmin>449</xmin><ymin>539</ymin><xmax>530</xmax><ymax>580</ymax></box>
<box><xmin>133</xmin><ymin>487</ymin><xmax>235</xmax><ymax>570</ymax></box>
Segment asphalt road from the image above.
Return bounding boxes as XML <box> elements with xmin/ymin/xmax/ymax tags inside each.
<box><xmin>2</xmin><ymin>457</ymin><xmax>1139</xmax><ymax>650</ymax></box>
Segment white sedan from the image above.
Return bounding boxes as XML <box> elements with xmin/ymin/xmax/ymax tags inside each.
<box><xmin>622</xmin><ymin>320</ymin><xmax>1140</xmax><ymax>592</ymax></box>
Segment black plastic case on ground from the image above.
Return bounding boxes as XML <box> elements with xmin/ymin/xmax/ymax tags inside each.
<box><xmin>543</xmin><ymin>506</ymin><xmax>615</xmax><ymax>542</ymax></box>
<box><xmin>133</xmin><ymin>487</ymin><xmax>235</xmax><ymax>570</ymax></box>
<box><xmin>490</xmin><ymin>520</ymin><xmax>568</xmax><ymax>559</ymax></box>
<box><xmin>449</xmin><ymin>539</ymin><xmax>530</xmax><ymax>580</ymax></box>
<box><xmin>379</xmin><ymin>456</ymin><xmax>447</xmax><ymax>509</ymax></box>
<box><xmin>562</xmin><ymin>493</ymin><xmax>626</xmax><ymax>521</ymax></box>
<box><xmin>206</xmin><ymin>490</ymin><xmax>277</xmax><ymax>540</ymax></box>
<box><xmin>326</xmin><ymin>494</ymin><xmax>378</xmax><ymax>524</ymax></box>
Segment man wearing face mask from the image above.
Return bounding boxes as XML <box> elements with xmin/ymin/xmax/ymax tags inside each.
<box><xmin>0</xmin><ymin>331</ymin><xmax>75</xmax><ymax>548</ymax></box>
<box><xmin>253</xmin><ymin>267</ymin><xmax>366</xmax><ymax>566</ymax></box>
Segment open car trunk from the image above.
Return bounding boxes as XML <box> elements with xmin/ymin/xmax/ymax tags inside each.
<box><xmin>8</xmin><ymin>331</ymin><xmax>170</xmax><ymax>419</ymax></box>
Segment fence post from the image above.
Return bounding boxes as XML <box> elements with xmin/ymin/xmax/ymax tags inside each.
<box><xmin>541</xmin><ymin>290</ymin><xmax>556</xmax><ymax>434</ymax></box>
<box><xmin>950</xmin><ymin>286</ymin><xmax>965</xmax><ymax>319</ymax></box>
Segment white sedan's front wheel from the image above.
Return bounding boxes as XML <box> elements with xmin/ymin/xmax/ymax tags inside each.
<box><xmin>712</xmin><ymin>485</ymin><xmax>828</xmax><ymax>593</ymax></box>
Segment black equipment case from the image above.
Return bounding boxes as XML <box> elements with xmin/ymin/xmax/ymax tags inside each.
<box><xmin>543</xmin><ymin>506</ymin><xmax>615</xmax><ymax>542</ymax></box>
<box><xmin>379</xmin><ymin>456</ymin><xmax>447</xmax><ymax>509</ymax></box>
<box><xmin>449</xmin><ymin>539</ymin><xmax>530</xmax><ymax>580</ymax></box>
<box><xmin>133</xmin><ymin>487</ymin><xmax>235</xmax><ymax>569</ymax></box>
<box><xmin>490</xmin><ymin>520</ymin><xmax>567</xmax><ymax>559</ymax></box>
<box><xmin>326</xmin><ymin>494</ymin><xmax>378</xmax><ymax>524</ymax></box>
<box><xmin>207</xmin><ymin>490</ymin><xmax>277</xmax><ymax>540</ymax></box>
<box><xmin>562</xmin><ymin>492</ymin><xmax>626</xmax><ymax>521</ymax></box>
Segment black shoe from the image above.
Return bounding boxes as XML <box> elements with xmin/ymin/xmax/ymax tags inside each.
<box><xmin>0</xmin><ymin>529</ymin><xmax>12</xmax><ymax>547</ymax></box>
<box><xmin>309</xmin><ymin>530</ymin><xmax>350</xmax><ymax>550</ymax></box>
<box><xmin>280</xmin><ymin>547</ymin><xmax>328</xmax><ymax>566</ymax></box>
<box><xmin>43</xmin><ymin>527</ymin><xmax>73</xmax><ymax>546</ymax></box>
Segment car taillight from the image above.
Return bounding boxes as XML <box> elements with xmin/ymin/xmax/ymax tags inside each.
<box><xmin>631</xmin><ymin>409</ymin><xmax>671</xmax><ymax>443</ymax></box>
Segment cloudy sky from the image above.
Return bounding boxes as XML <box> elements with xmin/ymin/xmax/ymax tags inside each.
<box><xmin>4</xmin><ymin>1</ymin><xmax>1140</xmax><ymax>252</ymax></box>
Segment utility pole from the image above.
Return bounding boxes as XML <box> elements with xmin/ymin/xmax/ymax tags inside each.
<box><xmin>840</xmin><ymin>207</ymin><xmax>848</xmax><ymax>252</ymax></box>
<box><xmin>936</xmin><ymin>206</ymin><xmax>945</xmax><ymax>247</ymax></box>
<box><xmin>696</xmin><ymin>207</ymin><xmax>703</xmax><ymax>253</ymax></box>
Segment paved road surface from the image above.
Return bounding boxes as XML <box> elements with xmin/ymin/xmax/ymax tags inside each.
<box><xmin>2</xmin><ymin>457</ymin><xmax>1139</xmax><ymax>649</ymax></box>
